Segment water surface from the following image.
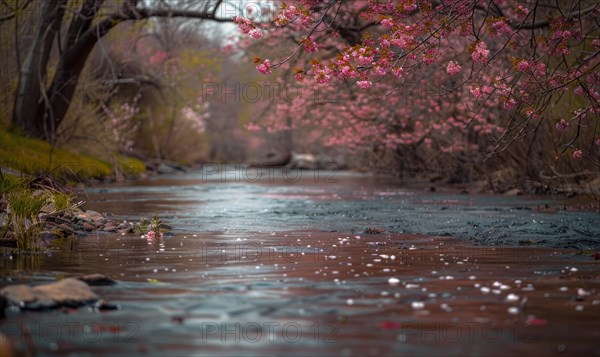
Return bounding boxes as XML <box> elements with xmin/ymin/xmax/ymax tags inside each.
<box><xmin>1</xmin><ymin>170</ymin><xmax>599</xmax><ymax>356</ymax></box>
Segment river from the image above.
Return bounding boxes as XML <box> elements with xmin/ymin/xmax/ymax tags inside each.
<box><xmin>1</xmin><ymin>169</ymin><xmax>599</xmax><ymax>356</ymax></box>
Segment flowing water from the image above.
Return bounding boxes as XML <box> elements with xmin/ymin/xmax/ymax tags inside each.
<box><xmin>1</xmin><ymin>169</ymin><xmax>599</xmax><ymax>356</ymax></box>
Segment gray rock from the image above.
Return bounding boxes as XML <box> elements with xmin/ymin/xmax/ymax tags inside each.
<box><xmin>76</xmin><ymin>210</ymin><xmax>106</xmax><ymax>225</ymax></box>
<box><xmin>0</xmin><ymin>278</ymin><xmax>98</xmax><ymax>310</ymax></box>
<box><xmin>288</xmin><ymin>152</ymin><xmax>317</xmax><ymax>170</ymax></box>
<box><xmin>504</xmin><ymin>188</ymin><xmax>522</xmax><ymax>196</ymax></box>
<box><xmin>156</xmin><ymin>163</ymin><xmax>180</xmax><ymax>174</ymax></box>
<box><xmin>102</xmin><ymin>221</ymin><xmax>120</xmax><ymax>232</ymax></box>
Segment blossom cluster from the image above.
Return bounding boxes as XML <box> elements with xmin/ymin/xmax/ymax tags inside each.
<box><xmin>232</xmin><ymin>0</ymin><xmax>599</xmax><ymax>162</ymax></box>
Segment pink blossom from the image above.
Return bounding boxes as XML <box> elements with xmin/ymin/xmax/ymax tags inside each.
<box><xmin>472</xmin><ymin>41</ymin><xmax>490</xmax><ymax>64</ymax></box>
<box><xmin>256</xmin><ymin>59</ymin><xmax>272</xmax><ymax>75</ymax></box>
<box><xmin>275</xmin><ymin>5</ymin><xmax>298</xmax><ymax>27</ymax></box>
<box><xmin>572</xmin><ymin>149</ymin><xmax>583</xmax><ymax>159</ymax></box>
<box><xmin>374</xmin><ymin>65</ymin><xmax>387</xmax><ymax>76</ymax></box>
<box><xmin>534</xmin><ymin>62</ymin><xmax>546</xmax><ymax>76</ymax></box>
<box><xmin>391</xmin><ymin>34</ymin><xmax>414</xmax><ymax>49</ymax></box>
<box><xmin>315</xmin><ymin>72</ymin><xmax>331</xmax><ymax>84</ymax></box>
<box><xmin>555</xmin><ymin>119</ymin><xmax>569</xmax><ymax>132</ymax></box>
<box><xmin>357</xmin><ymin>80</ymin><xmax>373</xmax><ymax>89</ymax></box>
<box><xmin>246</xmin><ymin>123</ymin><xmax>261</xmax><ymax>131</ymax></box>
<box><xmin>446</xmin><ymin>61</ymin><xmax>462</xmax><ymax>76</ymax></box>
<box><xmin>303</xmin><ymin>37</ymin><xmax>318</xmax><ymax>53</ymax></box>
<box><xmin>517</xmin><ymin>60</ymin><xmax>530</xmax><ymax>72</ymax></box>
<box><xmin>357</xmin><ymin>55</ymin><xmax>374</xmax><ymax>66</ymax></box>
<box><xmin>147</xmin><ymin>230</ymin><xmax>156</xmax><ymax>239</ymax></box>
<box><xmin>249</xmin><ymin>28</ymin><xmax>263</xmax><ymax>39</ymax></box>
<box><xmin>233</xmin><ymin>16</ymin><xmax>254</xmax><ymax>34</ymax></box>
<box><xmin>491</xmin><ymin>20</ymin><xmax>512</xmax><ymax>35</ymax></box>
<box><xmin>504</xmin><ymin>97</ymin><xmax>517</xmax><ymax>110</ymax></box>
<box><xmin>574</xmin><ymin>86</ymin><xmax>585</xmax><ymax>96</ymax></box>
<box><xmin>283</xmin><ymin>5</ymin><xmax>297</xmax><ymax>20</ymax></box>
<box><xmin>526</xmin><ymin>109</ymin><xmax>540</xmax><ymax>120</ymax></box>
<box><xmin>294</xmin><ymin>72</ymin><xmax>304</xmax><ymax>81</ymax></box>
<box><xmin>381</xmin><ymin>18</ymin><xmax>394</xmax><ymax>29</ymax></box>
<box><xmin>596</xmin><ymin>139</ymin><xmax>600</xmax><ymax>146</ymax></box>
<box><xmin>515</xmin><ymin>5</ymin><xmax>529</xmax><ymax>20</ymax></box>
<box><xmin>391</xmin><ymin>66</ymin><xmax>404</xmax><ymax>78</ymax></box>
<box><xmin>593</xmin><ymin>39</ymin><xmax>600</xmax><ymax>50</ymax></box>
<box><xmin>403</xmin><ymin>3</ymin><xmax>417</xmax><ymax>12</ymax></box>
<box><xmin>149</xmin><ymin>50</ymin><xmax>168</xmax><ymax>65</ymax></box>
<box><xmin>341</xmin><ymin>66</ymin><xmax>358</xmax><ymax>78</ymax></box>
<box><xmin>470</xmin><ymin>86</ymin><xmax>482</xmax><ymax>98</ymax></box>
<box><xmin>300</xmin><ymin>15</ymin><xmax>312</xmax><ymax>26</ymax></box>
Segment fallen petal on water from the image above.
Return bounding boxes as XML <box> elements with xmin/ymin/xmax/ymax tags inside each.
<box><xmin>507</xmin><ymin>307</ymin><xmax>520</xmax><ymax>315</ymax></box>
<box><xmin>388</xmin><ymin>277</ymin><xmax>400</xmax><ymax>285</ymax></box>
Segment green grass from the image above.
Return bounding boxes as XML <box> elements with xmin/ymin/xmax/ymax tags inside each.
<box><xmin>7</xmin><ymin>189</ymin><xmax>47</xmax><ymax>250</ymax></box>
<box><xmin>0</xmin><ymin>172</ymin><xmax>24</xmax><ymax>195</ymax></box>
<box><xmin>8</xmin><ymin>190</ymin><xmax>47</xmax><ymax>219</ymax></box>
<box><xmin>0</xmin><ymin>128</ymin><xmax>112</xmax><ymax>179</ymax></box>
<box><xmin>50</xmin><ymin>191</ymin><xmax>75</xmax><ymax>212</ymax></box>
<box><xmin>116</xmin><ymin>154</ymin><xmax>146</xmax><ymax>175</ymax></box>
<box><xmin>0</xmin><ymin>172</ymin><xmax>80</xmax><ymax>250</ymax></box>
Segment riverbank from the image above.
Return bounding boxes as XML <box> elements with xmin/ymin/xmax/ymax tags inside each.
<box><xmin>1</xmin><ymin>125</ymin><xmax>598</xmax><ymax>253</ymax></box>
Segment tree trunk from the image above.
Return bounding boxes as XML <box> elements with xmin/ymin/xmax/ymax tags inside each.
<box><xmin>12</xmin><ymin>0</ymin><xmax>230</xmax><ymax>141</ymax></box>
<box><xmin>12</xmin><ymin>0</ymin><xmax>67</xmax><ymax>139</ymax></box>
<box><xmin>38</xmin><ymin>0</ymin><xmax>105</xmax><ymax>142</ymax></box>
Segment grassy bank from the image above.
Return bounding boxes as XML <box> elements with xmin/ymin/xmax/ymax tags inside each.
<box><xmin>0</xmin><ymin>128</ymin><xmax>145</xmax><ymax>181</ymax></box>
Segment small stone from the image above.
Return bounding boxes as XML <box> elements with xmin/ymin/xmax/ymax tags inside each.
<box><xmin>117</xmin><ymin>227</ymin><xmax>133</xmax><ymax>234</ymax></box>
<box><xmin>94</xmin><ymin>299</ymin><xmax>119</xmax><ymax>311</ymax></box>
<box><xmin>82</xmin><ymin>222</ymin><xmax>94</xmax><ymax>231</ymax></box>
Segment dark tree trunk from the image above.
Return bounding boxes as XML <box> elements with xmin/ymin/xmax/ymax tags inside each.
<box><xmin>11</xmin><ymin>0</ymin><xmax>230</xmax><ymax>141</ymax></box>
<box><xmin>12</xmin><ymin>0</ymin><xmax>67</xmax><ymax>139</ymax></box>
<box><xmin>38</xmin><ymin>0</ymin><xmax>105</xmax><ymax>142</ymax></box>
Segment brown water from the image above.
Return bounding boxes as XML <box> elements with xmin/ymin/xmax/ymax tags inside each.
<box><xmin>1</xmin><ymin>170</ymin><xmax>599</xmax><ymax>356</ymax></box>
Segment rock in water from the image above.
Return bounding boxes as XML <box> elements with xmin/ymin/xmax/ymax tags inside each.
<box><xmin>0</xmin><ymin>278</ymin><xmax>99</xmax><ymax>310</ymax></box>
<box><xmin>77</xmin><ymin>273</ymin><xmax>116</xmax><ymax>286</ymax></box>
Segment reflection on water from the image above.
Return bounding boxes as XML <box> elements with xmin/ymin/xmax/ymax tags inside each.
<box><xmin>1</xmin><ymin>170</ymin><xmax>599</xmax><ymax>356</ymax></box>
<box><xmin>82</xmin><ymin>169</ymin><xmax>600</xmax><ymax>249</ymax></box>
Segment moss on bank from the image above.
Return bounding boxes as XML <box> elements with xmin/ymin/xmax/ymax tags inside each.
<box><xmin>115</xmin><ymin>154</ymin><xmax>146</xmax><ymax>176</ymax></box>
<box><xmin>0</xmin><ymin>128</ymin><xmax>144</xmax><ymax>180</ymax></box>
